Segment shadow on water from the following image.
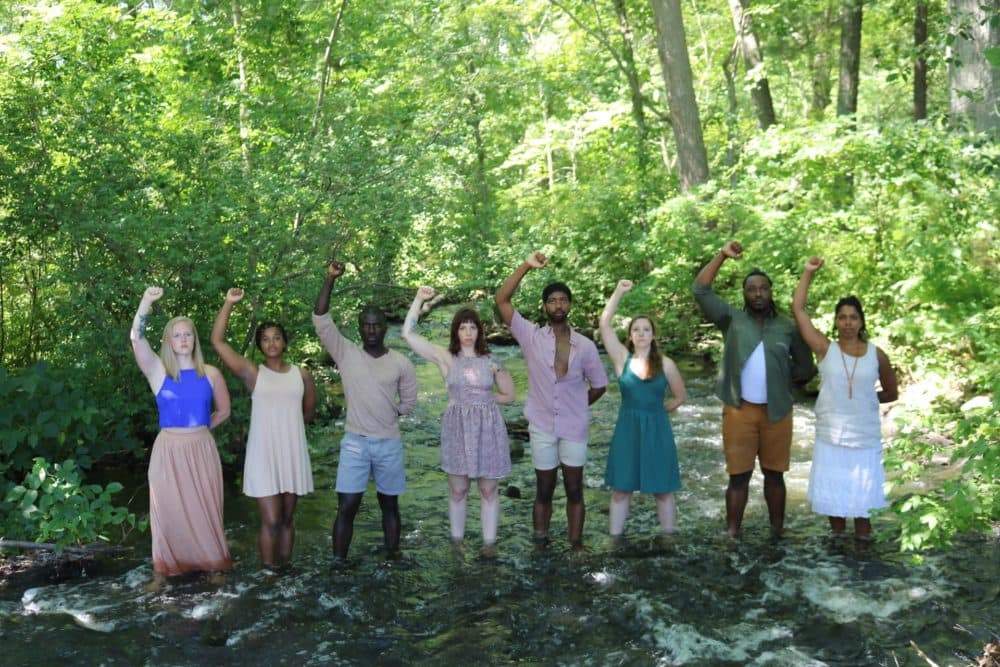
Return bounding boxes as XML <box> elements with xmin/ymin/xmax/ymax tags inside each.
<box><xmin>2</xmin><ymin>337</ymin><xmax>998</xmax><ymax>666</ymax></box>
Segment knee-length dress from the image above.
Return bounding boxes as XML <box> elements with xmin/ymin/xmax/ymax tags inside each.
<box><xmin>807</xmin><ymin>343</ymin><xmax>886</xmax><ymax>518</ymax></box>
<box><xmin>242</xmin><ymin>365</ymin><xmax>314</xmax><ymax>497</ymax></box>
<box><xmin>440</xmin><ymin>354</ymin><xmax>510</xmax><ymax>479</ymax></box>
<box><xmin>605</xmin><ymin>357</ymin><xmax>681</xmax><ymax>493</ymax></box>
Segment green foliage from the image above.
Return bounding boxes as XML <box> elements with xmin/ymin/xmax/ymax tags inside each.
<box><xmin>0</xmin><ymin>0</ymin><xmax>996</xmax><ymax>553</ymax></box>
<box><xmin>0</xmin><ymin>363</ymin><xmax>142</xmax><ymax>481</ymax></box>
<box><xmin>883</xmin><ymin>396</ymin><xmax>1000</xmax><ymax>552</ymax></box>
<box><xmin>1</xmin><ymin>458</ymin><xmax>138</xmax><ymax>551</ymax></box>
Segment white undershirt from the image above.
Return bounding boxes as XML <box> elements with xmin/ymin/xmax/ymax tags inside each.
<box><xmin>740</xmin><ymin>341</ymin><xmax>767</xmax><ymax>403</ymax></box>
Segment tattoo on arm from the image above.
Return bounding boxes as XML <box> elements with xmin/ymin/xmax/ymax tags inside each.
<box><xmin>135</xmin><ymin>313</ymin><xmax>148</xmax><ymax>339</ymax></box>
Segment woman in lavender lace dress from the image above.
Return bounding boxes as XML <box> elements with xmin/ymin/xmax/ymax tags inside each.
<box><xmin>404</xmin><ymin>287</ymin><xmax>516</xmax><ymax>547</ymax></box>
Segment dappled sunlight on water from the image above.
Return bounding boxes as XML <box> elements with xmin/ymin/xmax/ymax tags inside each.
<box><xmin>1</xmin><ymin>340</ymin><xmax>997</xmax><ymax>665</ymax></box>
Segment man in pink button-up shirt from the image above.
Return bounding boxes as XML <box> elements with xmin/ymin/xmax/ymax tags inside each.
<box><xmin>496</xmin><ymin>251</ymin><xmax>608</xmax><ymax>549</ymax></box>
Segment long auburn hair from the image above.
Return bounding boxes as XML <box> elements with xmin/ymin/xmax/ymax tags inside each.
<box><xmin>448</xmin><ymin>308</ymin><xmax>490</xmax><ymax>356</ymax></box>
<box><xmin>625</xmin><ymin>315</ymin><xmax>663</xmax><ymax>380</ymax></box>
<box><xmin>160</xmin><ymin>316</ymin><xmax>207</xmax><ymax>381</ymax></box>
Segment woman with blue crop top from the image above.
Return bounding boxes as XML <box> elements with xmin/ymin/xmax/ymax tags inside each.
<box><xmin>131</xmin><ymin>286</ymin><xmax>233</xmax><ymax>580</ymax></box>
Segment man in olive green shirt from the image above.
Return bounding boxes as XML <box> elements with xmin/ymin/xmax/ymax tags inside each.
<box><xmin>693</xmin><ymin>240</ymin><xmax>815</xmax><ymax>538</ymax></box>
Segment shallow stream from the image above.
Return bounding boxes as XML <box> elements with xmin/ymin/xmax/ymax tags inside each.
<box><xmin>1</xmin><ymin>338</ymin><xmax>997</xmax><ymax>666</ymax></box>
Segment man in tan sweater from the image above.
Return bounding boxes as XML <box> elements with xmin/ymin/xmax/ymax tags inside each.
<box><xmin>314</xmin><ymin>260</ymin><xmax>418</xmax><ymax>561</ymax></box>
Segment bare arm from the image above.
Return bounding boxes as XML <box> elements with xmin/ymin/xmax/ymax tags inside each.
<box><xmin>588</xmin><ymin>385</ymin><xmax>607</xmax><ymax>405</ymax></box>
<box><xmin>402</xmin><ymin>286</ymin><xmax>451</xmax><ymax>378</ymax></box>
<box><xmin>314</xmin><ymin>260</ymin><xmax>344</xmax><ymax>316</ymax></box>
<box><xmin>662</xmin><ymin>357</ymin><xmax>687</xmax><ymax>413</ymax></box>
<box><xmin>494</xmin><ymin>251</ymin><xmax>547</xmax><ymax>326</ymax></box>
<box><xmin>130</xmin><ymin>286</ymin><xmax>166</xmax><ymax>393</ymax></box>
<box><xmin>694</xmin><ymin>240</ymin><xmax>742</xmax><ymax>287</ymax></box>
<box><xmin>791</xmin><ymin>257</ymin><xmax>831</xmax><ymax>359</ymax></box>
<box><xmin>492</xmin><ymin>363</ymin><xmax>516</xmax><ymax>405</ymax></box>
<box><xmin>876</xmin><ymin>347</ymin><xmax>899</xmax><ymax>403</ymax></box>
<box><xmin>205</xmin><ymin>365</ymin><xmax>231</xmax><ymax>429</ymax></box>
<box><xmin>599</xmin><ymin>279</ymin><xmax>632</xmax><ymax>376</ymax></box>
<box><xmin>210</xmin><ymin>288</ymin><xmax>258</xmax><ymax>391</ymax></box>
<box><xmin>300</xmin><ymin>367</ymin><xmax>317</xmax><ymax>423</ymax></box>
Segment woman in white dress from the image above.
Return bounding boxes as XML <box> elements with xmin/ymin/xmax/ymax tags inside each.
<box><xmin>792</xmin><ymin>258</ymin><xmax>898</xmax><ymax>537</ymax></box>
<box><xmin>212</xmin><ymin>288</ymin><xmax>316</xmax><ymax>569</ymax></box>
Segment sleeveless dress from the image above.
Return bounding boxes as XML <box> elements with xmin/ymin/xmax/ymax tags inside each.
<box><xmin>807</xmin><ymin>343</ymin><xmax>886</xmax><ymax>518</ymax></box>
<box><xmin>440</xmin><ymin>355</ymin><xmax>511</xmax><ymax>479</ymax></box>
<box><xmin>604</xmin><ymin>356</ymin><xmax>681</xmax><ymax>493</ymax></box>
<box><xmin>150</xmin><ymin>369</ymin><xmax>232</xmax><ymax>575</ymax></box>
<box><xmin>243</xmin><ymin>365</ymin><xmax>314</xmax><ymax>497</ymax></box>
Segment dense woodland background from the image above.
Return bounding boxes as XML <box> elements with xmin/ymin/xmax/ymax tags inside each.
<box><xmin>0</xmin><ymin>0</ymin><xmax>997</xmax><ymax>553</ymax></box>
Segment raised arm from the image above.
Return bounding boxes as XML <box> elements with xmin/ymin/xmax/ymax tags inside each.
<box><xmin>402</xmin><ymin>286</ymin><xmax>451</xmax><ymax>378</ymax></box>
<box><xmin>694</xmin><ymin>240</ymin><xmax>742</xmax><ymax>287</ymax></box>
<box><xmin>662</xmin><ymin>357</ymin><xmax>687</xmax><ymax>413</ymax></box>
<box><xmin>130</xmin><ymin>286</ymin><xmax>166</xmax><ymax>393</ymax></box>
<box><xmin>211</xmin><ymin>288</ymin><xmax>258</xmax><ymax>391</ymax></box>
<box><xmin>494</xmin><ymin>251</ymin><xmax>547</xmax><ymax>326</ymax></box>
<box><xmin>599</xmin><ymin>279</ymin><xmax>632</xmax><ymax>376</ymax></box>
<box><xmin>314</xmin><ymin>260</ymin><xmax>345</xmax><ymax>316</ymax></box>
<box><xmin>791</xmin><ymin>257</ymin><xmax>831</xmax><ymax>359</ymax></box>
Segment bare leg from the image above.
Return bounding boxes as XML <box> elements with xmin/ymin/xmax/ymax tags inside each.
<box><xmin>477</xmin><ymin>478</ymin><xmax>500</xmax><ymax>544</ymax></box>
<box><xmin>828</xmin><ymin>516</ymin><xmax>848</xmax><ymax>534</ymax></box>
<box><xmin>447</xmin><ymin>474</ymin><xmax>471</xmax><ymax>541</ymax></box>
<box><xmin>726</xmin><ymin>471</ymin><xmax>752</xmax><ymax>538</ymax></box>
<box><xmin>762</xmin><ymin>468</ymin><xmax>786</xmax><ymax>536</ymax></box>
<box><xmin>562</xmin><ymin>464</ymin><xmax>585</xmax><ymax>549</ymax></box>
<box><xmin>654</xmin><ymin>492</ymin><xmax>676</xmax><ymax>533</ymax></box>
<box><xmin>377</xmin><ymin>492</ymin><xmax>401</xmax><ymax>556</ymax></box>
<box><xmin>257</xmin><ymin>495</ymin><xmax>282</xmax><ymax>568</ymax></box>
<box><xmin>609</xmin><ymin>490</ymin><xmax>632</xmax><ymax>536</ymax></box>
<box><xmin>333</xmin><ymin>492</ymin><xmax>363</xmax><ymax>559</ymax></box>
<box><xmin>533</xmin><ymin>468</ymin><xmax>558</xmax><ymax>538</ymax></box>
<box><xmin>853</xmin><ymin>517</ymin><xmax>872</xmax><ymax>538</ymax></box>
<box><xmin>276</xmin><ymin>492</ymin><xmax>298</xmax><ymax>565</ymax></box>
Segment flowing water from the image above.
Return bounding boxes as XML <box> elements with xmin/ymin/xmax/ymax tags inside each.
<box><xmin>1</xmin><ymin>340</ymin><xmax>997</xmax><ymax>666</ymax></box>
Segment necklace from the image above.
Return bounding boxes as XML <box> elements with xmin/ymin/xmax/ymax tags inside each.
<box><xmin>839</xmin><ymin>343</ymin><xmax>860</xmax><ymax>399</ymax></box>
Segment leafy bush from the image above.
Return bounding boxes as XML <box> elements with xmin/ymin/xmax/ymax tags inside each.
<box><xmin>883</xmin><ymin>396</ymin><xmax>1000</xmax><ymax>552</ymax></box>
<box><xmin>0</xmin><ymin>362</ymin><xmax>143</xmax><ymax>482</ymax></box>
<box><xmin>1</xmin><ymin>458</ymin><xmax>138</xmax><ymax>551</ymax></box>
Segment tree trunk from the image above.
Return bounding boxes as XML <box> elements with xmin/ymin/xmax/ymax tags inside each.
<box><xmin>727</xmin><ymin>0</ymin><xmax>777</xmax><ymax>129</ymax></box>
<box><xmin>837</xmin><ymin>0</ymin><xmax>863</xmax><ymax>117</ymax></box>
<box><xmin>612</xmin><ymin>0</ymin><xmax>651</xmax><ymax>185</ymax></box>
<box><xmin>230</xmin><ymin>0</ymin><xmax>252</xmax><ymax>174</ymax></box>
<box><xmin>947</xmin><ymin>0</ymin><xmax>1000</xmax><ymax>137</ymax></box>
<box><xmin>913</xmin><ymin>0</ymin><xmax>928</xmax><ymax>120</ymax></box>
<box><xmin>649</xmin><ymin>0</ymin><xmax>710</xmax><ymax>191</ymax></box>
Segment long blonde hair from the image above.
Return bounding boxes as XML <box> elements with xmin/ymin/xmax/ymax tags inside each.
<box><xmin>160</xmin><ymin>316</ymin><xmax>206</xmax><ymax>381</ymax></box>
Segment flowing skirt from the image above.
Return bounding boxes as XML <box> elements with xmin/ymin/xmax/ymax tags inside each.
<box><xmin>149</xmin><ymin>429</ymin><xmax>232</xmax><ymax>575</ymax></box>
<box><xmin>807</xmin><ymin>439</ymin><xmax>886</xmax><ymax>518</ymax></box>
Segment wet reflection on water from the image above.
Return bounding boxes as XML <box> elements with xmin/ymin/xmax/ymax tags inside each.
<box><xmin>1</xmin><ymin>345</ymin><xmax>997</xmax><ymax>666</ymax></box>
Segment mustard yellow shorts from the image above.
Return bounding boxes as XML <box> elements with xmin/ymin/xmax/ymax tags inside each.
<box><xmin>721</xmin><ymin>401</ymin><xmax>792</xmax><ymax>475</ymax></box>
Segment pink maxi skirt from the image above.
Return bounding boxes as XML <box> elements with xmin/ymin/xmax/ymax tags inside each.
<box><xmin>149</xmin><ymin>428</ymin><xmax>232</xmax><ymax>575</ymax></box>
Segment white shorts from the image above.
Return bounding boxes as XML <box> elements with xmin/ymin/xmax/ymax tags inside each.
<box><xmin>529</xmin><ymin>425</ymin><xmax>587</xmax><ymax>470</ymax></box>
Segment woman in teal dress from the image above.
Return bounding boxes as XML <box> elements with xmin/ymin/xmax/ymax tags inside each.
<box><xmin>599</xmin><ymin>280</ymin><xmax>686</xmax><ymax>535</ymax></box>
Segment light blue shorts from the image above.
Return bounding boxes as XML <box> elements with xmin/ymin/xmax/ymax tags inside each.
<box><xmin>528</xmin><ymin>425</ymin><xmax>587</xmax><ymax>470</ymax></box>
<box><xmin>335</xmin><ymin>432</ymin><xmax>406</xmax><ymax>496</ymax></box>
